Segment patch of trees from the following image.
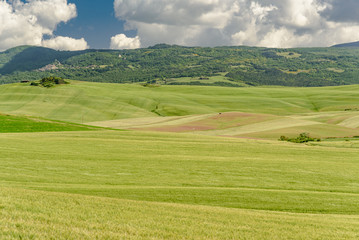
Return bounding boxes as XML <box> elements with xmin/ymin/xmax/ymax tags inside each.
<box><xmin>279</xmin><ymin>133</ymin><xmax>321</xmax><ymax>143</ymax></box>
<box><xmin>226</xmin><ymin>65</ymin><xmax>348</xmax><ymax>87</ymax></box>
<box><xmin>30</xmin><ymin>76</ymin><xmax>69</xmax><ymax>88</ymax></box>
<box><xmin>168</xmin><ymin>81</ymin><xmax>241</xmax><ymax>87</ymax></box>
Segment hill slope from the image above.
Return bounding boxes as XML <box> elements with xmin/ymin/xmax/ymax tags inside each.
<box><xmin>0</xmin><ymin>46</ymin><xmax>85</xmax><ymax>75</ymax></box>
<box><xmin>1</xmin><ymin>81</ymin><xmax>359</xmax><ymax>139</ymax></box>
<box><xmin>1</xmin><ymin>81</ymin><xmax>359</xmax><ymax>121</ymax></box>
<box><xmin>0</xmin><ymin>113</ymin><xmax>96</xmax><ymax>133</ymax></box>
<box><xmin>2</xmin><ymin>45</ymin><xmax>359</xmax><ymax>87</ymax></box>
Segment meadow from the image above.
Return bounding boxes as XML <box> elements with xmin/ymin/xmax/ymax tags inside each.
<box><xmin>2</xmin><ymin>81</ymin><xmax>359</xmax><ymax>138</ymax></box>
<box><xmin>0</xmin><ymin>114</ymin><xmax>96</xmax><ymax>133</ymax></box>
<box><xmin>0</xmin><ymin>81</ymin><xmax>359</xmax><ymax>239</ymax></box>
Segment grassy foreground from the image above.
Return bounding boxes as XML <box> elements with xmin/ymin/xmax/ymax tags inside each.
<box><xmin>1</xmin><ymin>130</ymin><xmax>359</xmax><ymax>238</ymax></box>
<box><xmin>1</xmin><ymin>187</ymin><xmax>359</xmax><ymax>240</ymax></box>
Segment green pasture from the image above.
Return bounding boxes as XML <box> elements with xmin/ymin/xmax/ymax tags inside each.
<box><xmin>90</xmin><ymin>110</ymin><xmax>359</xmax><ymax>139</ymax></box>
<box><xmin>1</xmin><ymin>81</ymin><xmax>359</xmax><ymax>124</ymax></box>
<box><xmin>1</xmin><ymin>82</ymin><xmax>359</xmax><ymax>238</ymax></box>
<box><xmin>1</xmin><ymin>187</ymin><xmax>359</xmax><ymax>240</ymax></box>
<box><xmin>0</xmin><ymin>130</ymin><xmax>359</xmax><ymax>238</ymax></box>
<box><xmin>0</xmin><ymin>114</ymin><xmax>95</xmax><ymax>133</ymax></box>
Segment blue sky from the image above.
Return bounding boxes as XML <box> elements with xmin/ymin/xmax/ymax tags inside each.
<box><xmin>1</xmin><ymin>0</ymin><xmax>359</xmax><ymax>51</ymax></box>
<box><xmin>54</xmin><ymin>0</ymin><xmax>135</xmax><ymax>49</ymax></box>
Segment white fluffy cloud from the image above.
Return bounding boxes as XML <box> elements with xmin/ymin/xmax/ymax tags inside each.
<box><xmin>0</xmin><ymin>0</ymin><xmax>88</xmax><ymax>51</ymax></box>
<box><xmin>110</xmin><ymin>34</ymin><xmax>141</xmax><ymax>49</ymax></box>
<box><xmin>42</xmin><ymin>36</ymin><xmax>89</xmax><ymax>51</ymax></box>
<box><xmin>113</xmin><ymin>0</ymin><xmax>359</xmax><ymax>48</ymax></box>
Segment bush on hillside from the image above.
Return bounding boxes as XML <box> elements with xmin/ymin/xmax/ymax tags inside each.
<box><xmin>279</xmin><ymin>133</ymin><xmax>321</xmax><ymax>143</ymax></box>
<box><xmin>31</xmin><ymin>76</ymin><xmax>69</xmax><ymax>88</ymax></box>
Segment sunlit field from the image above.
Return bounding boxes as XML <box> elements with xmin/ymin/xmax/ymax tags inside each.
<box><xmin>1</xmin><ymin>82</ymin><xmax>359</xmax><ymax>239</ymax></box>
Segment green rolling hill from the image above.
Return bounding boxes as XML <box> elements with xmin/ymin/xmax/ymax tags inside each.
<box><xmin>1</xmin><ymin>81</ymin><xmax>359</xmax><ymax>139</ymax></box>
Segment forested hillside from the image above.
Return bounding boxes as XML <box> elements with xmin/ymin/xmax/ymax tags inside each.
<box><xmin>1</xmin><ymin>44</ymin><xmax>359</xmax><ymax>87</ymax></box>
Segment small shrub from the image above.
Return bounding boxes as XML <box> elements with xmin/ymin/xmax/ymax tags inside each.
<box><xmin>142</xmin><ymin>83</ymin><xmax>160</xmax><ymax>88</ymax></box>
<box><xmin>279</xmin><ymin>136</ymin><xmax>289</xmax><ymax>141</ymax></box>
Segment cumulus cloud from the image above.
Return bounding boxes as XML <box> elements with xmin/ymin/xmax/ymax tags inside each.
<box><xmin>42</xmin><ymin>36</ymin><xmax>89</xmax><ymax>51</ymax></box>
<box><xmin>320</xmin><ymin>0</ymin><xmax>359</xmax><ymax>23</ymax></box>
<box><xmin>0</xmin><ymin>0</ymin><xmax>88</xmax><ymax>51</ymax></box>
<box><xmin>110</xmin><ymin>34</ymin><xmax>141</xmax><ymax>49</ymax></box>
<box><xmin>113</xmin><ymin>0</ymin><xmax>359</xmax><ymax>48</ymax></box>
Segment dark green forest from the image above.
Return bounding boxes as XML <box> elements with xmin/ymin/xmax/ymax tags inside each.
<box><xmin>1</xmin><ymin>44</ymin><xmax>359</xmax><ymax>87</ymax></box>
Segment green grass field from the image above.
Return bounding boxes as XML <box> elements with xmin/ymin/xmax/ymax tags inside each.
<box><xmin>1</xmin><ymin>131</ymin><xmax>359</xmax><ymax>239</ymax></box>
<box><xmin>0</xmin><ymin>114</ymin><xmax>96</xmax><ymax>133</ymax></box>
<box><xmin>1</xmin><ymin>81</ymin><xmax>359</xmax><ymax>239</ymax></box>
<box><xmin>1</xmin><ymin>81</ymin><xmax>359</xmax><ymax>123</ymax></box>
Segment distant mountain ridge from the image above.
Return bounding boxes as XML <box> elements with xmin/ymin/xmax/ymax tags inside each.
<box><xmin>1</xmin><ymin>44</ymin><xmax>359</xmax><ymax>87</ymax></box>
<box><xmin>332</xmin><ymin>41</ymin><xmax>359</xmax><ymax>48</ymax></box>
<box><xmin>0</xmin><ymin>46</ymin><xmax>97</xmax><ymax>75</ymax></box>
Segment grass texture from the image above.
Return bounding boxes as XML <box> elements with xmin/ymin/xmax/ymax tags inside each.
<box><xmin>1</xmin><ymin>187</ymin><xmax>359</xmax><ymax>240</ymax></box>
<box><xmin>1</xmin><ymin>130</ymin><xmax>359</xmax><ymax>238</ymax></box>
<box><xmin>0</xmin><ymin>114</ymin><xmax>95</xmax><ymax>133</ymax></box>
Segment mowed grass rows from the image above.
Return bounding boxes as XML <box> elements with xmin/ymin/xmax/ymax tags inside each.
<box><xmin>1</xmin><ymin>187</ymin><xmax>359</xmax><ymax>240</ymax></box>
<box><xmin>0</xmin><ymin>131</ymin><xmax>359</xmax><ymax>231</ymax></box>
<box><xmin>0</xmin><ymin>130</ymin><xmax>359</xmax><ymax>239</ymax></box>
<box><xmin>2</xmin><ymin>130</ymin><xmax>359</xmax><ymax>201</ymax></box>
